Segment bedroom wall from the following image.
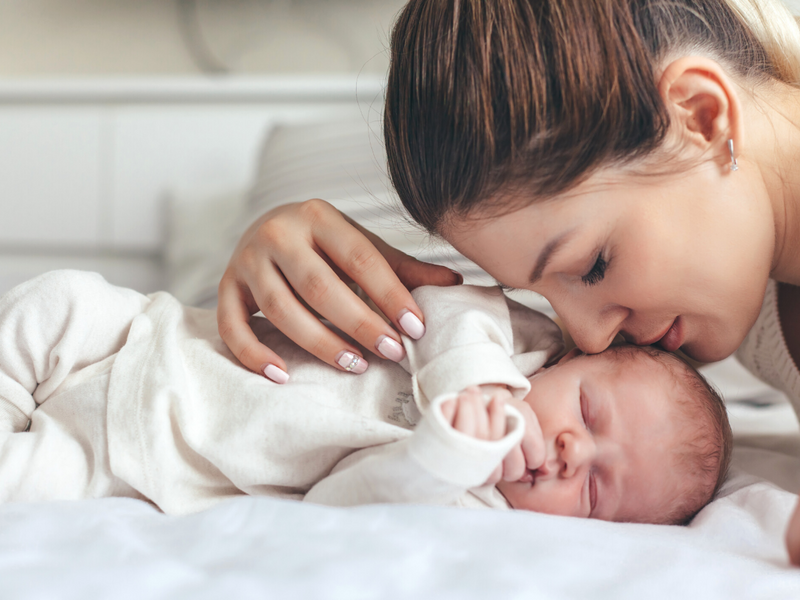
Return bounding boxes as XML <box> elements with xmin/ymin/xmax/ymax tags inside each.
<box><xmin>0</xmin><ymin>0</ymin><xmax>405</xmax><ymax>76</ymax></box>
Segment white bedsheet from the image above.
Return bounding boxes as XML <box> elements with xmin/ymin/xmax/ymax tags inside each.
<box><xmin>1</xmin><ymin>450</ymin><xmax>799</xmax><ymax>599</ymax></box>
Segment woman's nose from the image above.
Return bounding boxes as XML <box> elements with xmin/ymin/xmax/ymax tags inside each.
<box><xmin>559</xmin><ymin>304</ymin><xmax>629</xmax><ymax>355</ymax></box>
<box><xmin>557</xmin><ymin>431</ymin><xmax>596</xmax><ymax>478</ymax></box>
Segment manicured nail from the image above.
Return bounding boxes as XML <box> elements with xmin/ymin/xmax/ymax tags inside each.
<box><xmin>263</xmin><ymin>364</ymin><xmax>290</xmax><ymax>384</ymax></box>
<box><xmin>336</xmin><ymin>351</ymin><xmax>368</xmax><ymax>374</ymax></box>
<box><xmin>398</xmin><ymin>310</ymin><xmax>425</xmax><ymax>340</ymax></box>
<box><xmin>376</xmin><ymin>335</ymin><xmax>406</xmax><ymax>362</ymax></box>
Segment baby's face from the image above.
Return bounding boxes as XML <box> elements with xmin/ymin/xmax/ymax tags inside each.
<box><xmin>496</xmin><ymin>349</ymin><xmax>683</xmax><ymax>522</ymax></box>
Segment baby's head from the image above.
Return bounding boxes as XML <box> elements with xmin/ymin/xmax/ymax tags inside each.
<box><xmin>497</xmin><ymin>344</ymin><xmax>731</xmax><ymax>525</ymax></box>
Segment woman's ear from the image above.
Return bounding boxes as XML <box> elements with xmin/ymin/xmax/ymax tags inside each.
<box><xmin>658</xmin><ymin>56</ymin><xmax>744</xmax><ymax>168</ymax></box>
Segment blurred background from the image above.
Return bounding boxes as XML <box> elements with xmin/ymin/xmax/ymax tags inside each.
<box><xmin>0</xmin><ymin>0</ymin><xmax>405</xmax><ymax>76</ymax></box>
<box><xmin>0</xmin><ymin>0</ymin><xmax>797</xmax><ymax>423</ymax></box>
<box><xmin>0</xmin><ymin>0</ymin><xmax>410</xmax><ymax>301</ymax></box>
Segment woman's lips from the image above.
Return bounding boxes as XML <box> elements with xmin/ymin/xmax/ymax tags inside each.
<box><xmin>657</xmin><ymin>317</ymin><xmax>684</xmax><ymax>353</ymax></box>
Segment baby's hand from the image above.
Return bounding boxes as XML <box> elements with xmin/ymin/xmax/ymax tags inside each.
<box><xmin>440</xmin><ymin>386</ymin><xmax>544</xmax><ymax>486</ymax></box>
<box><xmin>440</xmin><ymin>386</ymin><xmax>509</xmax><ymax>446</ymax></box>
<box><xmin>502</xmin><ymin>397</ymin><xmax>546</xmax><ymax>483</ymax></box>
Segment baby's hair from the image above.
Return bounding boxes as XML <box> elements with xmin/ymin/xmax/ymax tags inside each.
<box><xmin>384</xmin><ymin>0</ymin><xmax>800</xmax><ymax>233</ymax></box>
<box><xmin>603</xmin><ymin>344</ymin><xmax>733</xmax><ymax>525</ymax></box>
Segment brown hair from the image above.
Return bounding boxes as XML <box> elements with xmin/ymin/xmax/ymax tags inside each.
<box><xmin>604</xmin><ymin>344</ymin><xmax>733</xmax><ymax>525</ymax></box>
<box><xmin>384</xmin><ymin>0</ymin><xmax>800</xmax><ymax>233</ymax></box>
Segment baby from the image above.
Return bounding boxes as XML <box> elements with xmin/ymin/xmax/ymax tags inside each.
<box><xmin>0</xmin><ymin>271</ymin><xmax>730</xmax><ymax>524</ymax></box>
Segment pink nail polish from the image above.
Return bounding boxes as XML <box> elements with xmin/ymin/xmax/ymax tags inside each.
<box><xmin>336</xmin><ymin>351</ymin><xmax>368</xmax><ymax>374</ymax></box>
<box><xmin>398</xmin><ymin>310</ymin><xmax>425</xmax><ymax>340</ymax></box>
<box><xmin>263</xmin><ymin>364</ymin><xmax>290</xmax><ymax>384</ymax></box>
<box><xmin>376</xmin><ymin>335</ymin><xmax>406</xmax><ymax>362</ymax></box>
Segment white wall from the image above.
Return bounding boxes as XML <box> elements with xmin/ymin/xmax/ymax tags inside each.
<box><xmin>0</xmin><ymin>0</ymin><xmax>405</xmax><ymax>76</ymax></box>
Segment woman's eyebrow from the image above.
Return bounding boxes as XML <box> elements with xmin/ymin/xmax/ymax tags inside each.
<box><xmin>529</xmin><ymin>229</ymin><xmax>578</xmax><ymax>285</ymax></box>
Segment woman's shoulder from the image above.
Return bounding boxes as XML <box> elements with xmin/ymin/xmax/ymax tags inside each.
<box><xmin>736</xmin><ymin>279</ymin><xmax>800</xmax><ymax>405</ymax></box>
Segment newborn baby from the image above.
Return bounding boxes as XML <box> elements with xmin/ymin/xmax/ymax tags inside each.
<box><xmin>0</xmin><ymin>271</ymin><xmax>730</xmax><ymax>524</ymax></box>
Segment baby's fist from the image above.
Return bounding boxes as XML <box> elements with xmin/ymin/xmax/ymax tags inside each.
<box><xmin>440</xmin><ymin>386</ymin><xmax>510</xmax><ymax>443</ymax></box>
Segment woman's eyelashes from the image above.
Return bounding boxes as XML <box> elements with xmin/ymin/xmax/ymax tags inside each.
<box><xmin>581</xmin><ymin>252</ymin><xmax>608</xmax><ymax>286</ymax></box>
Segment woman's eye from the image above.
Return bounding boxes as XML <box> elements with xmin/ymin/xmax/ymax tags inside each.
<box><xmin>581</xmin><ymin>253</ymin><xmax>607</xmax><ymax>286</ymax></box>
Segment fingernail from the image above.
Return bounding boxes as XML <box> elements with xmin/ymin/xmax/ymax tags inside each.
<box><xmin>336</xmin><ymin>351</ymin><xmax>369</xmax><ymax>374</ymax></box>
<box><xmin>398</xmin><ymin>310</ymin><xmax>425</xmax><ymax>340</ymax></box>
<box><xmin>263</xmin><ymin>364</ymin><xmax>290</xmax><ymax>384</ymax></box>
<box><xmin>376</xmin><ymin>335</ymin><xmax>406</xmax><ymax>362</ymax></box>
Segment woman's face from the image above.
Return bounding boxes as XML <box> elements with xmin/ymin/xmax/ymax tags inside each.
<box><xmin>443</xmin><ymin>164</ymin><xmax>774</xmax><ymax>362</ymax></box>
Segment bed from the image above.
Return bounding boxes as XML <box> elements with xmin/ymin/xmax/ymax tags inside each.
<box><xmin>1</xmin><ymin>77</ymin><xmax>800</xmax><ymax>598</ymax></box>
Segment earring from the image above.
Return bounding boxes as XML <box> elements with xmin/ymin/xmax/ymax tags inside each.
<box><xmin>727</xmin><ymin>139</ymin><xmax>739</xmax><ymax>171</ymax></box>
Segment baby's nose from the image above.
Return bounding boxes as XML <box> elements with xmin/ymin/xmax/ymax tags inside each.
<box><xmin>557</xmin><ymin>432</ymin><xmax>595</xmax><ymax>477</ymax></box>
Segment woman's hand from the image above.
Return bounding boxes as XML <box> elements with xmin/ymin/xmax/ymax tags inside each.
<box><xmin>217</xmin><ymin>199</ymin><xmax>461</xmax><ymax>383</ymax></box>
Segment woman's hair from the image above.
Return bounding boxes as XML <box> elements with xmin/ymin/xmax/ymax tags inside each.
<box><xmin>384</xmin><ymin>0</ymin><xmax>800</xmax><ymax>233</ymax></box>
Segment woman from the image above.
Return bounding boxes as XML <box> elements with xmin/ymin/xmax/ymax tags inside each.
<box><xmin>217</xmin><ymin>0</ymin><xmax>800</xmax><ymax>560</ymax></box>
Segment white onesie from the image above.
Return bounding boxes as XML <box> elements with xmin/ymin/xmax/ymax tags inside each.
<box><xmin>0</xmin><ymin>271</ymin><xmax>563</xmax><ymax>515</ymax></box>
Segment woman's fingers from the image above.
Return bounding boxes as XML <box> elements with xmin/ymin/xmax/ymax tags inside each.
<box><xmin>278</xmin><ymin>242</ymin><xmax>409</xmax><ymax>364</ymax></box>
<box><xmin>238</xmin><ymin>254</ymin><xmax>374</xmax><ymax>374</ymax></box>
<box><xmin>342</xmin><ymin>213</ymin><xmax>463</xmax><ymax>292</ymax></box>
<box><xmin>217</xmin><ymin>200</ymin><xmax>418</xmax><ymax>376</ymax></box>
<box><xmin>217</xmin><ymin>273</ymin><xmax>290</xmax><ymax>383</ymax></box>
<box><xmin>317</xmin><ymin>205</ymin><xmax>461</xmax><ymax>341</ymax></box>
<box><xmin>217</xmin><ymin>198</ymin><xmax>464</xmax><ymax>378</ymax></box>
<box><xmin>314</xmin><ymin>211</ymin><xmax>428</xmax><ymax>341</ymax></box>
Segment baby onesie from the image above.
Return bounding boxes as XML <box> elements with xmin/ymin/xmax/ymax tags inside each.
<box><xmin>0</xmin><ymin>271</ymin><xmax>563</xmax><ymax>514</ymax></box>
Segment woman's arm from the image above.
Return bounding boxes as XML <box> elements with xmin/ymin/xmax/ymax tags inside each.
<box><xmin>216</xmin><ymin>199</ymin><xmax>462</xmax><ymax>382</ymax></box>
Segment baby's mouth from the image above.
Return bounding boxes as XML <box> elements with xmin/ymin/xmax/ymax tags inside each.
<box><xmin>518</xmin><ymin>469</ymin><xmax>538</xmax><ymax>484</ymax></box>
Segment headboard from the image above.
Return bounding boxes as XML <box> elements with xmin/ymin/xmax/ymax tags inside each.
<box><xmin>0</xmin><ymin>76</ymin><xmax>384</xmax><ymax>295</ymax></box>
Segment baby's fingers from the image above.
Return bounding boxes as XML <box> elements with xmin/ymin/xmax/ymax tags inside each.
<box><xmin>440</xmin><ymin>399</ymin><xmax>457</xmax><ymax>426</ymax></box>
<box><xmin>501</xmin><ymin>446</ymin><xmax>527</xmax><ymax>482</ymax></box>
<box><xmin>520</xmin><ymin>414</ymin><xmax>546</xmax><ymax>472</ymax></box>
<box><xmin>485</xmin><ymin>464</ymin><xmax>503</xmax><ymax>486</ymax></box>
<box><xmin>487</xmin><ymin>396</ymin><xmax>507</xmax><ymax>441</ymax></box>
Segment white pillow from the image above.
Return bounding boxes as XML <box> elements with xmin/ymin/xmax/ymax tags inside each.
<box><xmin>164</xmin><ymin>188</ymin><xmax>248</xmax><ymax>308</ymax></box>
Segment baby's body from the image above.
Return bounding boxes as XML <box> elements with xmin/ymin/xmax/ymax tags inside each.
<box><xmin>0</xmin><ymin>271</ymin><xmax>728</xmax><ymax>522</ymax></box>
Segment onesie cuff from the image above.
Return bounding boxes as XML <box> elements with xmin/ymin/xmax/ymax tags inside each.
<box><xmin>407</xmin><ymin>392</ymin><xmax>526</xmax><ymax>489</ymax></box>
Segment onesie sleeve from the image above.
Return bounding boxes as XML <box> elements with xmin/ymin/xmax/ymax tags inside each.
<box><xmin>303</xmin><ymin>392</ymin><xmax>525</xmax><ymax>507</ymax></box>
<box><xmin>0</xmin><ymin>270</ymin><xmax>150</xmax><ymax>433</ymax></box>
<box><xmin>400</xmin><ymin>285</ymin><xmax>564</xmax><ymax>409</ymax></box>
